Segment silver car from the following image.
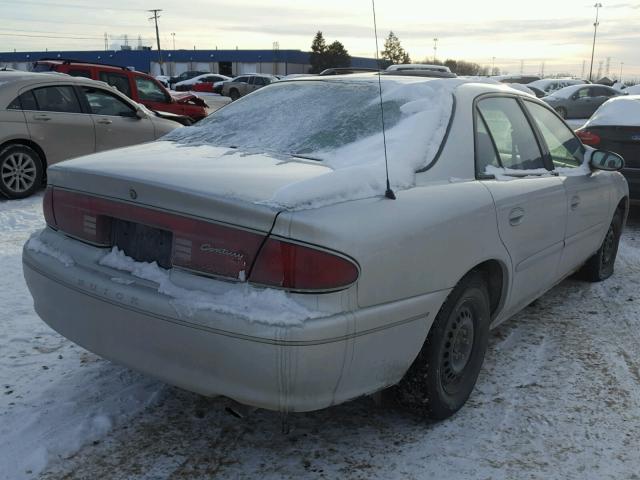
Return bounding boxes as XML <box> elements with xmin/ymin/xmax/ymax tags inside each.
<box><xmin>221</xmin><ymin>74</ymin><xmax>277</xmax><ymax>100</ymax></box>
<box><xmin>0</xmin><ymin>71</ymin><xmax>180</xmax><ymax>199</ymax></box>
<box><xmin>543</xmin><ymin>84</ymin><xmax>623</xmax><ymax>119</ymax></box>
<box><xmin>23</xmin><ymin>75</ymin><xmax>628</xmax><ymax>420</ymax></box>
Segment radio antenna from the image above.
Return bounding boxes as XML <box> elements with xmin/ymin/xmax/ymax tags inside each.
<box><xmin>371</xmin><ymin>0</ymin><xmax>396</xmax><ymax>200</ymax></box>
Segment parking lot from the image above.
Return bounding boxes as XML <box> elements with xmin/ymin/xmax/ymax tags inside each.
<box><xmin>2</xmin><ymin>193</ymin><xmax>639</xmax><ymax>480</ymax></box>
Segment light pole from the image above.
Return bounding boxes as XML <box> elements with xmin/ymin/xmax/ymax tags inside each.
<box><xmin>588</xmin><ymin>3</ymin><xmax>602</xmax><ymax>82</ymax></box>
<box><xmin>619</xmin><ymin>61</ymin><xmax>623</xmax><ymax>82</ymax></box>
<box><xmin>171</xmin><ymin>32</ymin><xmax>175</xmax><ymax>50</ymax></box>
<box><xmin>433</xmin><ymin>38</ymin><xmax>438</xmax><ymax>63</ymax></box>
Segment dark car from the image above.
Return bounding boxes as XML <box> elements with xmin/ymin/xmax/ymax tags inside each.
<box><xmin>527</xmin><ymin>85</ymin><xmax>547</xmax><ymax>98</ymax></box>
<box><xmin>33</xmin><ymin>59</ymin><xmax>210</xmax><ymax>122</ymax></box>
<box><xmin>169</xmin><ymin>70</ymin><xmax>208</xmax><ymax>88</ymax></box>
<box><xmin>543</xmin><ymin>84</ymin><xmax>623</xmax><ymax>119</ymax></box>
<box><xmin>577</xmin><ymin>95</ymin><xmax>640</xmax><ymax>198</ymax></box>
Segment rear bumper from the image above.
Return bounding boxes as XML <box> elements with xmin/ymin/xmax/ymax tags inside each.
<box><xmin>23</xmin><ymin>230</ymin><xmax>448</xmax><ymax>412</ymax></box>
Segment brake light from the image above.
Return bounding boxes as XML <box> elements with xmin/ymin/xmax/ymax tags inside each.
<box><xmin>43</xmin><ymin>187</ymin><xmax>55</xmax><ymax>228</ymax></box>
<box><xmin>249</xmin><ymin>238</ymin><xmax>359</xmax><ymax>291</ymax></box>
<box><xmin>576</xmin><ymin>130</ymin><xmax>601</xmax><ymax>146</ymax></box>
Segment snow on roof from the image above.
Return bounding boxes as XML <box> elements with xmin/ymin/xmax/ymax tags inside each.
<box><xmin>545</xmin><ymin>83</ymin><xmax>589</xmax><ymax>99</ymax></box>
<box><xmin>583</xmin><ymin>95</ymin><xmax>640</xmax><ymax>128</ymax></box>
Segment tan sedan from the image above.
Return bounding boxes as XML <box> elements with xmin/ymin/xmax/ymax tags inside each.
<box><xmin>0</xmin><ymin>71</ymin><xmax>181</xmax><ymax>199</ymax></box>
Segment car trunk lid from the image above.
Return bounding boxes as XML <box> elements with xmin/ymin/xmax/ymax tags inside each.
<box><xmin>583</xmin><ymin>126</ymin><xmax>640</xmax><ymax>168</ymax></box>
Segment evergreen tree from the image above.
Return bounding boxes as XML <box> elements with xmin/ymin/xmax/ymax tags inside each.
<box><xmin>325</xmin><ymin>41</ymin><xmax>351</xmax><ymax>68</ymax></box>
<box><xmin>381</xmin><ymin>31</ymin><xmax>411</xmax><ymax>65</ymax></box>
<box><xmin>310</xmin><ymin>31</ymin><xmax>327</xmax><ymax>73</ymax></box>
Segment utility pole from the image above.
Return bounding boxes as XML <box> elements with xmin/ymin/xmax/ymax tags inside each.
<box><xmin>491</xmin><ymin>56</ymin><xmax>496</xmax><ymax>75</ymax></box>
<box><xmin>589</xmin><ymin>3</ymin><xmax>602</xmax><ymax>82</ymax></box>
<box><xmin>540</xmin><ymin>60</ymin><xmax>545</xmax><ymax>77</ymax></box>
<box><xmin>171</xmin><ymin>32</ymin><xmax>176</xmax><ymax>50</ymax></box>
<box><xmin>148</xmin><ymin>9</ymin><xmax>164</xmax><ymax>75</ymax></box>
<box><xmin>581</xmin><ymin>59</ymin><xmax>585</xmax><ymax>78</ymax></box>
<box><xmin>605</xmin><ymin>56</ymin><xmax>611</xmax><ymax>77</ymax></box>
<box><xmin>619</xmin><ymin>61</ymin><xmax>624</xmax><ymax>82</ymax></box>
<box><xmin>433</xmin><ymin>38</ymin><xmax>438</xmax><ymax>63</ymax></box>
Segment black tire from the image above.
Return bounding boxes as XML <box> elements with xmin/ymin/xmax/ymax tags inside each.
<box><xmin>0</xmin><ymin>144</ymin><xmax>44</xmax><ymax>199</ymax></box>
<box><xmin>393</xmin><ymin>271</ymin><xmax>491</xmax><ymax>420</ymax></box>
<box><xmin>555</xmin><ymin>107</ymin><xmax>568</xmax><ymax>119</ymax></box>
<box><xmin>229</xmin><ymin>89</ymin><xmax>240</xmax><ymax>101</ymax></box>
<box><xmin>578</xmin><ymin>210</ymin><xmax>623</xmax><ymax>282</ymax></box>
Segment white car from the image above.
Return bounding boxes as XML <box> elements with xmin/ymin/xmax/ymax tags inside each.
<box><xmin>174</xmin><ymin>73</ymin><xmax>231</xmax><ymax>92</ymax></box>
<box><xmin>23</xmin><ymin>75</ymin><xmax>628</xmax><ymax>420</ymax></box>
<box><xmin>528</xmin><ymin>78</ymin><xmax>588</xmax><ymax>95</ymax></box>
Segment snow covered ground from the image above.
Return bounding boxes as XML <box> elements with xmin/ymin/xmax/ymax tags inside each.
<box><xmin>1</xmin><ymin>193</ymin><xmax>640</xmax><ymax>480</ymax></box>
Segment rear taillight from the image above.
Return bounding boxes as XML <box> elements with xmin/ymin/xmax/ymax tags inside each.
<box><xmin>44</xmin><ymin>188</ymin><xmax>359</xmax><ymax>291</ymax></box>
<box><xmin>43</xmin><ymin>186</ymin><xmax>55</xmax><ymax>228</ymax></box>
<box><xmin>249</xmin><ymin>238</ymin><xmax>359</xmax><ymax>291</ymax></box>
<box><xmin>576</xmin><ymin>130</ymin><xmax>601</xmax><ymax>146</ymax></box>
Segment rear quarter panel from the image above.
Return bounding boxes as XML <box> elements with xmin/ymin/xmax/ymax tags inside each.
<box><xmin>272</xmin><ymin>180</ymin><xmax>510</xmax><ymax>310</ymax></box>
<box><xmin>0</xmin><ymin>109</ymin><xmax>30</xmax><ymax>145</ymax></box>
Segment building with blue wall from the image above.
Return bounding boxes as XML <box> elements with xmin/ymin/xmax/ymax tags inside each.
<box><xmin>0</xmin><ymin>49</ymin><xmax>379</xmax><ymax>76</ymax></box>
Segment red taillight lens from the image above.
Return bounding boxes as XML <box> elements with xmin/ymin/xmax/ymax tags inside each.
<box><xmin>43</xmin><ymin>186</ymin><xmax>56</xmax><ymax>228</ymax></box>
<box><xmin>47</xmin><ymin>189</ymin><xmax>265</xmax><ymax>280</ymax></box>
<box><xmin>576</xmin><ymin>130</ymin><xmax>601</xmax><ymax>146</ymax></box>
<box><xmin>249</xmin><ymin>238</ymin><xmax>359</xmax><ymax>291</ymax></box>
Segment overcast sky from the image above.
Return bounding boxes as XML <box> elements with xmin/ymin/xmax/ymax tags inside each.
<box><xmin>1</xmin><ymin>0</ymin><xmax>639</xmax><ymax>79</ymax></box>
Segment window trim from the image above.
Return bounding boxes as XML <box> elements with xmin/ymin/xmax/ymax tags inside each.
<box><xmin>520</xmin><ymin>98</ymin><xmax>586</xmax><ymax>171</ymax></box>
<box><xmin>29</xmin><ymin>84</ymin><xmax>85</xmax><ymax>114</ymax></box>
<box><xmin>472</xmin><ymin>92</ymin><xmax>550</xmax><ymax>179</ymax></box>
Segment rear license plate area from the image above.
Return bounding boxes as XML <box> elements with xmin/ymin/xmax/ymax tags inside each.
<box><xmin>111</xmin><ymin>218</ymin><xmax>173</xmax><ymax>269</ymax></box>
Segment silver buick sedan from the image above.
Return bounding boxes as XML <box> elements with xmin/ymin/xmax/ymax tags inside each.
<box><xmin>23</xmin><ymin>74</ymin><xmax>628</xmax><ymax>420</ymax></box>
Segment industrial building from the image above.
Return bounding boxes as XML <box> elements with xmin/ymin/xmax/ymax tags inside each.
<box><xmin>0</xmin><ymin>49</ymin><xmax>378</xmax><ymax>77</ymax></box>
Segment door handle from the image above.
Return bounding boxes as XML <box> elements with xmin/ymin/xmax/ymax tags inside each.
<box><xmin>570</xmin><ymin>196</ymin><xmax>581</xmax><ymax>210</ymax></box>
<box><xmin>96</xmin><ymin>118</ymin><xmax>113</xmax><ymax>125</ymax></box>
<box><xmin>33</xmin><ymin>114</ymin><xmax>51</xmax><ymax>121</ymax></box>
<box><xmin>508</xmin><ymin>207</ymin><xmax>525</xmax><ymax>226</ymax></box>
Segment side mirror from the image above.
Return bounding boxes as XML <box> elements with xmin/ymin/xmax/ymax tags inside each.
<box><xmin>590</xmin><ymin>150</ymin><xmax>624</xmax><ymax>171</ymax></box>
<box><xmin>135</xmin><ymin>107</ymin><xmax>148</xmax><ymax>119</ymax></box>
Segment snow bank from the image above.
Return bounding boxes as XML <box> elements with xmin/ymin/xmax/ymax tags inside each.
<box><xmin>25</xmin><ymin>234</ymin><xmax>74</xmax><ymax>267</ymax></box>
<box><xmin>99</xmin><ymin>247</ymin><xmax>324</xmax><ymax>325</ymax></box>
<box><xmin>583</xmin><ymin>95</ymin><xmax>640</xmax><ymax>128</ymax></box>
<box><xmin>165</xmin><ymin>77</ymin><xmax>465</xmax><ymax>210</ymax></box>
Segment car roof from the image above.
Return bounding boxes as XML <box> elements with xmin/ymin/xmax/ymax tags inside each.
<box><xmin>0</xmin><ymin>71</ymin><xmax>121</xmax><ymax>92</ymax></box>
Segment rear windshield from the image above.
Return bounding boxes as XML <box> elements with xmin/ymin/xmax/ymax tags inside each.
<box><xmin>165</xmin><ymin>79</ymin><xmax>456</xmax><ymax>169</ymax></box>
<box><xmin>32</xmin><ymin>63</ymin><xmax>53</xmax><ymax>72</ymax></box>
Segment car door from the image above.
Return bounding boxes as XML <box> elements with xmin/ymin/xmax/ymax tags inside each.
<box><xmin>572</xmin><ymin>87</ymin><xmax>597</xmax><ymax>118</ymax></box>
<box><xmin>476</xmin><ymin>96</ymin><xmax>567</xmax><ymax>312</ymax></box>
<box><xmin>21</xmin><ymin>85</ymin><xmax>95</xmax><ymax>165</ymax></box>
<box><xmin>79</xmin><ymin>86</ymin><xmax>155</xmax><ymax>152</ymax></box>
<box><xmin>524</xmin><ymin>100</ymin><xmax>612</xmax><ymax>273</ymax></box>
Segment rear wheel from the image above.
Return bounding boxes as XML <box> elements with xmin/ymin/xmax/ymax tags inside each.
<box><xmin>0</xmin><ymin>144</ymin><xmax>43</xmax><ymax>199</ymax></box>
<box><xmin>393</xmin><ymin>271</ymin><xmax>491</xmax><ymax>420</ymax></box>
<box><xmin>229</xmin><ymin>89</ymin><xmax>240</xmax><ymax>101</ymax></box>
<box><xmin>578</xmin><ymin>210</ymin><xmax>623</xmax><ymax>282</ymax></box>
<box><xmin>555</xmin><ymin>107</ymin><xmax>568</xmax><ymax>119</ymax></box>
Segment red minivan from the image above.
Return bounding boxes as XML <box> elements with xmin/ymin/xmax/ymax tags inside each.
<box><xmin>33</xmin><ymin>59</ymin><xmax>210</xmax><ymax>122</ymax></box>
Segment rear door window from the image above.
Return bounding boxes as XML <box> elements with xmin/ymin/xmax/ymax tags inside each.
<box><xmin>98</xmin><ymin>72</ymin><xmax>132</xmax><ymax>97</ymax></box>
<box><xmin>525</xmin><ymin>101</ymin><xmax>583</xmax><ymax>168</ymax></box>
<box><xmin>477</xmin><ymin>97</ymin><xmax>545</xmax><ymax>170</ymax></box>
<box><xmin>32</xmin><ymin>86</ymin><xmax>82</xmax><ymax>113</ymax></box>
<box><xmin>134</xmin><ymin>76</ymin><xmax>168</xmax><ymax>103</ymax></box>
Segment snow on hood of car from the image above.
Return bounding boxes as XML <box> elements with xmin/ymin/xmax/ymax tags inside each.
<box><xmin>165</xmin><ymin>77</ymin><xmax>472</xmax><ymax>210</ymax></box>
<box><xmin>583</xmin><ymin>95</ymin><xmax>640</xmax><ymax>128</ymax></box>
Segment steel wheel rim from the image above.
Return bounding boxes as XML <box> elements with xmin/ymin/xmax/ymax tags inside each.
<box><xmin>1</xmin><ymin>152</ymin><xmax>37</xmax><ymax>193</ymax></box>
<box><xmin>601</xmin><ymin>224</ymin><xmax>616</xmax><ymax>269</ymax></box>
<box><xmin>442</xmin><ymin>302</ymin><xmax>476</xmax><ymax>393</ymax></box>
